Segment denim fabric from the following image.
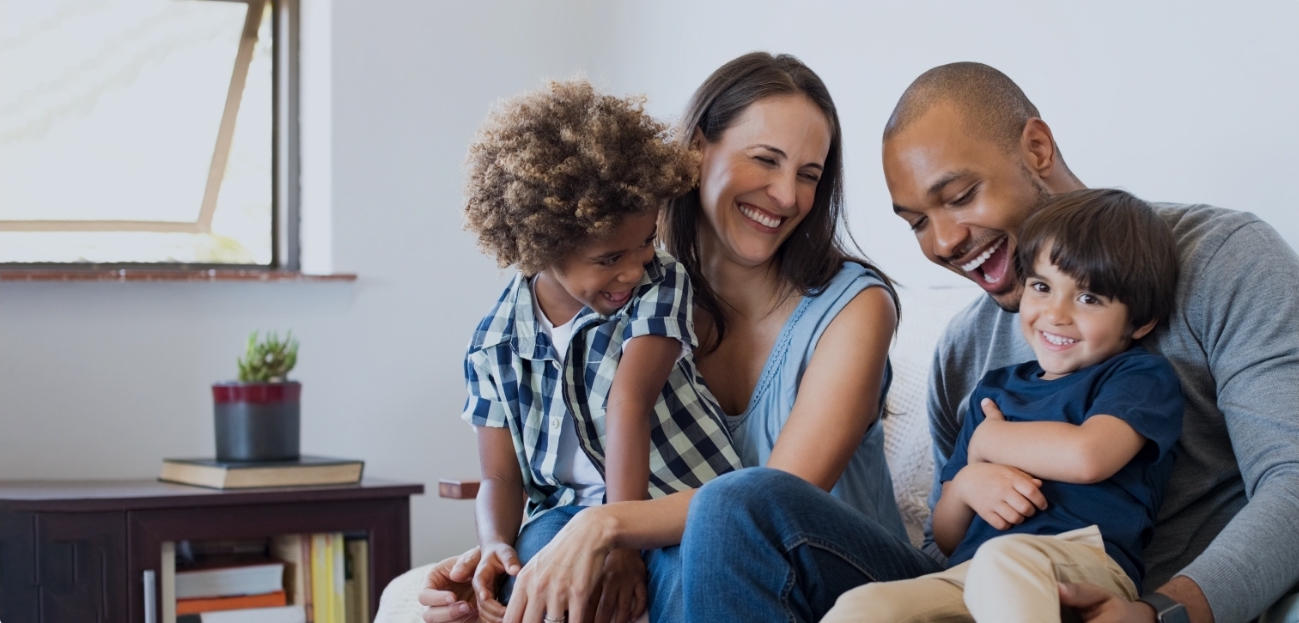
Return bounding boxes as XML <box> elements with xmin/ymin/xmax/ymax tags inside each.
<box><xmin>645</xmin><ymin>546</ymin><xmax>684</xmax><ymax>623</ymax></box>
<box><xmin>500</xmin><ymin>505</ymin><xmax>683</xmax><ymax>623</ymax></box>
<box><xmin>680</xmin><ymin>468</ymin><xmax>943</xmax><ymax>623</ymax></box>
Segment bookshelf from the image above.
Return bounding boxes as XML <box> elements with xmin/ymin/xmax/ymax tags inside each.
<box><xmin>0</xmin><ymin>478</ymin><xmax>423</xmax><ymax>623</ymax></box>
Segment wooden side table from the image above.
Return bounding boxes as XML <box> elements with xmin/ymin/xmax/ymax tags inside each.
<box><xmin>0</xmin><ymin>478</ymin><xmax>424</xmax><ymax>623</ymax></box>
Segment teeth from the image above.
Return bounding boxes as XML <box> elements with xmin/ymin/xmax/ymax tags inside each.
<box><xmin>1042</xmin><ymin>331</ymin><xmax>1078</xmax><ymax>346</ymax></box>
<box><xmin>738</xmin><ymin>204</ymin><xmax>783</xmax><ymax>228</ymax></box>
<box><xmin>960</xmin><ymin>238</ymin><xmax>1005</xmax><ymax>273</ymax></box>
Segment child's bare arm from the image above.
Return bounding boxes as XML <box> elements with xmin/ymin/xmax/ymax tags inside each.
<box><xmin>472</xmin><ymin>426</ymin><xmax>526</xmax><ymax>610</ymax></box>
<box><xmin>931</xmin><ymin>481</ymin><xmax>976</xmax><ymax>555</ymax></box>
<box><xmin>603</xmin><ymin>334</ymin><xmax>679</xmax><ymax>503</ymax></box>
<box><xmin>587</xmin><ymin>334</ymin><xmax>677</xmax><ymax>623</ymax></box>
<box><xmin>968</xmin><ymin>398</ymin><xmax>1149</xmax><ymax>484</ymax></box>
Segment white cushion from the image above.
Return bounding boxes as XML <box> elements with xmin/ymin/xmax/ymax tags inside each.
<box><xmin>882</xmin><ymin>286</ymin><xmax>981</xmax><ymax>546</ymax></box>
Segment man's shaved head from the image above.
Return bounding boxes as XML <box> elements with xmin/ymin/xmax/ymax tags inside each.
<box><xmin>885</xmin><ymin>62</ymin><xmax>1040</xmax><ymax>153</ymax></box>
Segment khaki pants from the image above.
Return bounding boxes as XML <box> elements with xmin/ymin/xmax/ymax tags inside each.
<box><xmin>822</xmin><ymin>526</ymin><xmax>1138</xmax><ymax>623</ymax></box>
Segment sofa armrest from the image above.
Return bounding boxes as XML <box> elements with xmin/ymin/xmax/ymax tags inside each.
<box><xmin>439</xmin><ymin>479</ymin><xmax>480</xmax><ymax>499</ymax></box>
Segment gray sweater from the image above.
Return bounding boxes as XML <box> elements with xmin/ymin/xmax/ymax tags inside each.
<box><xmin>923</xmin><ymin>204</ymin><xmax>1299</xmax><ymax>623</ymax></box>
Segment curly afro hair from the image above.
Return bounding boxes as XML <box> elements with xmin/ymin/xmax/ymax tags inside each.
<box><xmin>464</xmin><ymin>79</ymin><xmax>698</xmax><ymax>274</ymax></box>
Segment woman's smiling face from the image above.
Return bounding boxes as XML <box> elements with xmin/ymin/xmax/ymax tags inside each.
<box><xmin>695</xmin><ymin>95</ymin><xmax>832</xmax><ymax>268</ymax></box>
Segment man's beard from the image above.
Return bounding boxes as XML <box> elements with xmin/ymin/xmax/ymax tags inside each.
<box><xmin>990</xmin><ymin>284</ymin><xmax>1025</xmax><ymax>313</ymax></box>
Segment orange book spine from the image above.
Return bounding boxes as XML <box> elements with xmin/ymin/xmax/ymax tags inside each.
<box><xmin>175</xmin><ymin>590</ymin><xmax>287</xmax><ymax>615</ymax></box>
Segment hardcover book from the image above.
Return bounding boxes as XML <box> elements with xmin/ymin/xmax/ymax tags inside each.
<box><xmin>176</xmin><ymin>590</ymin><xmax>287</xmax><ymax>615</ymax></box>
<box><xmin>159</xmin><ymin>456</ymin><xmax>364</xmax><ymax>489</ymax></box>
<box><xmin>177</xmin><ymin>605</ymin><xmax>306</xmax><ymax>623</ymax></box>
<box><xmin>176</xmin><ymin>561</ymin><xmax>284</xmax><ymax>600</ymax></box>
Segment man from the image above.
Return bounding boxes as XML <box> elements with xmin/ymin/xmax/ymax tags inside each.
<box><xmin>879</xmin><ymin>62</ymin><xmax>1299</xmax><ymax>623</ymax></box>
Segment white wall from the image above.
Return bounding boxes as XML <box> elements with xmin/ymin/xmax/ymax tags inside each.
<box><xmin>2</xmin><ymin>0</ymin><xmax>1295</xmax><ymax>569</ymax></box>
<box><xmin>586</xmin><ymin>0</ymin><xmax>1299</xmax><ymax>289</ymax></box>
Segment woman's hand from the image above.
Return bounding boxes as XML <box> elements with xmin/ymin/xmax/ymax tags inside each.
<box><xmin>503</xmin><ymin>509</ymin><xmax>616</xmax><ymax>623</ymax></box>
<box><xmin>587</xmin><ymin>549</ymin><xmax>647</xmax><ymax>623</ymax></box>
<box><xmin>418</xmin><ymin>547</ymin><xmax>505</xmax><ymax>623</ymax></box>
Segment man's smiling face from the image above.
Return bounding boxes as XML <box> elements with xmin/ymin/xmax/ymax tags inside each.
<box><xmin>884</xmin><ymin>101</ymin><xmax>1050</xmax><ymax>312</ymax></box>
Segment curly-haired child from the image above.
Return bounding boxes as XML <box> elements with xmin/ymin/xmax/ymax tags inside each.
<box><xmin>459</xmin><ymin>79</ymin><xmax>742</xmax><ymax>623</ymax></box>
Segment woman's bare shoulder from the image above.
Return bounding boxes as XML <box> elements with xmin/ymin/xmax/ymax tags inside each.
<box><xmin>821</xmin><ymin>284</ymin><xmax>897</xmax><ymax>344</ymax></box>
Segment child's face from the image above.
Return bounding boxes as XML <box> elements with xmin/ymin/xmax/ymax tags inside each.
<box><xmin>1018</xmin><ymin>249</ymin><xmax>1155</xmax><ymax>380</ymax></box>
<box><xmin>538</xmin><ymin>210</ymin><xmax>659</xmax><ymax>320</ymax></box>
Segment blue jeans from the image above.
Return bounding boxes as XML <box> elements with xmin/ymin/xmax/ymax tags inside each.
<box><xmin>502</xmin><ymin>505</ymin><xmax>684</xmax><ymax>622</ymax></box>
<box><xmin>680</xmin><ymin>468</ymin><xmax>943</xmax><ymax>623</ymax></box>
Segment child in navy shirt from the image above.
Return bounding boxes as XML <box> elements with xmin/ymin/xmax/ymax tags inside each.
<box><xmin>827</xmin><ymin>188</ymin><xmax>1183</xmax><ymax>623</ymax></box>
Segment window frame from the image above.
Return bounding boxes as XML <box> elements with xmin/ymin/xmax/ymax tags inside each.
<box><xmin>0</xmin><ymin>0</ymin><xmax>302</xmax><ymax>272</ymax></box>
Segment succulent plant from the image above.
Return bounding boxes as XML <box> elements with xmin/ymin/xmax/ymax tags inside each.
<box><xmin>237</xmin><ymin>331</ymin><xmax>299</xmax><ymax>383</ymax></box>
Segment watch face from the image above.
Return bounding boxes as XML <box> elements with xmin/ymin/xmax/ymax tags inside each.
<box><xmin>1165</xmin><ymin>605</ymin><xmax>1191</xmax><ymax>623</ymax></box>
<box><xmin>1139</xmin><ymin>594</ymin><xmax>1190</xmax><ymax>623</ymax></box>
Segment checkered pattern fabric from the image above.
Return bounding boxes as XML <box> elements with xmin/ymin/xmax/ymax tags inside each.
<box><xmin>463</xmin><ymin>249</ymin><xmax>742</xmax><ymax>520</ymax></box>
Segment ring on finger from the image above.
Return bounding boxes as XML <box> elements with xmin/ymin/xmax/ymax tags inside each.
<box><xmin>543</xmin><ymin>615</ymin><xmax>567</xmax><ymax>623</ymax></box>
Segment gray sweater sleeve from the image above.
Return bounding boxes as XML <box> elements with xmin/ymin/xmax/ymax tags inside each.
<box><xmin>1177</xmin><ymin>222</ymin><xmax>1299</xmax><ymax>623</ymax></box>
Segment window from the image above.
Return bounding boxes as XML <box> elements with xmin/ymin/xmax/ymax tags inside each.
<box><xmin>0</xmin><ymin>0</ymin><xmax>294</xmax><ymax>267</ymax></box>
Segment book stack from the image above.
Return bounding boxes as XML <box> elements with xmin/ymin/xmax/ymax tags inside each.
<box><xmin>163</xmin><ymin>534</ymin><xmax>369</xmax><ymax>623</ymax></box>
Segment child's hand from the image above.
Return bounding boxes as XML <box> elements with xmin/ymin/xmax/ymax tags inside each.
<box><xmin>472</xmin><ymin>543</ymin><xmax>521</xmax><ymax>623</ymax></box>
<box><xmin>952</xmin><ymin>462</ymin><xmax>1048</xmax><ymax>530</ymax></box>
<box><xmin>967</xmin><ymin>398</ymin><xmax>1008</xmax><ymax>464</ymax></box>
<box><xmin>585</xmin><ymin>548</ymin><xmax>647</xmax><ymax>623</ymax></box>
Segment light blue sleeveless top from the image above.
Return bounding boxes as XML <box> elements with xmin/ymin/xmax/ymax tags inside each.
<box><xmin>725</xmin><ymin>263</ymin><xmax>908</xmax><ymax>541</ymax></box>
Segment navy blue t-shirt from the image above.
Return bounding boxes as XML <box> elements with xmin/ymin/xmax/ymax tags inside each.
<box><xmin>940</xmin><ymin>346</ymin><xmax>1183</xmax><ymax>586</ymax></box>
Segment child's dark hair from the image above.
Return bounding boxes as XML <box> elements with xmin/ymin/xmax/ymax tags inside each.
<box><xmin>1015</xmin><ymin>188</ymin><xmax>1178</xmax><ymax>331</ymax></box>
<box><xmin>463</xmin><ymin>78</ymin><xmax>698</xmax><ymax>275</ymax></box>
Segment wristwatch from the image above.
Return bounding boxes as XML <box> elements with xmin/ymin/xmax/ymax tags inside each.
<box><xmin>1138</xmin><ymin>593</ymin><xmax>1190</xmax><ymax>623</ymax></box>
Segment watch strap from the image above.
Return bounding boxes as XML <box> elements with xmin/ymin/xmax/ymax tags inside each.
<box><xmin>1138</xmin><ymin>593</ymin><xmax>1190</xmax><ymax>623</ymax></box>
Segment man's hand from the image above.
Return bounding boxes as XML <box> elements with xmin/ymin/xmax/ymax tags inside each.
<box><xmin>418</xmin><ymin>547</ymin><xmax>506</xmax><ymax>623</ymax></box>
<box><xmin>1058</xmin><ymin>582</ymin><xmax>1156</xmax><ymax>623</ymax></box>
<box><xmin>586</xmin><ymin>549</ymin><xmax>647</xmax><ymax>623</ymax></box>
<box><xmin>951</xmin><ymin>462</ymin><xmax>1048</xmax><ymax>530</ymax></box>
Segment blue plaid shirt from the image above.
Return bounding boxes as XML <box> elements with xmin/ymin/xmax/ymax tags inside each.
<box><xmin>462</xmin><ymin>249</ymin><xmax>742</xmax><ymax>520</ymax></box>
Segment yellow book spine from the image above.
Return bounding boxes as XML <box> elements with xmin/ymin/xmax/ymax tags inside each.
<box><xmin>311</xmin><ymin>534</ymin><xmax>330</xmax><ymax>623</ymax></box>
<box><xmin>330</xmin><ymin>533</ymin><xmax>346</xmax><ymax>623</ymax></box>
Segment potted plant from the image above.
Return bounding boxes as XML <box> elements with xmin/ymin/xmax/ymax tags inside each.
<box><xmin>212</xmin><ymin>331</ymin><xmax>301</xmax><ymax>462</ymax></box>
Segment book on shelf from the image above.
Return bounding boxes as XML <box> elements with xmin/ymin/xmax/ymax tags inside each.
<box><xmin>271</xmin><ymin>535</ymin><xmax>313</xmax><ymax>623</ymax></box>
<box><xmin>163</xmin><ymin>534</ymin><xmax>368</xmax><ymax>623</ymax></box>
<box><xmin>311</xmin><ymin>533</ymin><xmax>347</xmax><ymax>623</ymax></box>
<box><xmin>159</xmin><ymin>456</ymin><xmax>364</xmax><ymax>489</ymax></box>
<box><xmin>177</xmin><ymin>604</ymin><xmax>305</xmax><ymax>623</ymax></box>
<box><xmin>177</xmin><ymin>591</ymin><xmax>287</xmax><ymax>615</ymax></box>
<box><xmin>176</xmin><ymin>560</ymin><xmax>285</xmax><ymax>600</ymax></box>
<box><xmin>344</xmin><ymin>538</ymin><xmax>370</xmax><ymax>623</ymax></box>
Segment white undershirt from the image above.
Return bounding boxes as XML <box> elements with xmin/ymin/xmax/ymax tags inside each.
<box><xmin>531</xmin><ymin>278</ymin><xmax>607</xmax><ymax>506</ymax></box>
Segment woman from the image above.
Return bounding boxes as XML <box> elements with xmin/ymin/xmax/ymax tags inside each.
<box><xmin>421</xmin><ymin>52</ymin><xmax>921</xmax><ymax>623</ymax></box>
